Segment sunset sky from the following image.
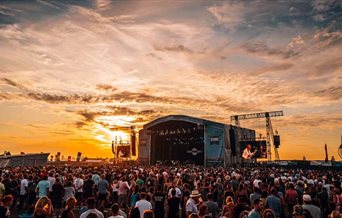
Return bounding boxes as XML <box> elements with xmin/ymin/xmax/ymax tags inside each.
<box><xmin>0</xmin><ymin>0</ymin><xmax>341</xmax><ymax>160</ymax></box>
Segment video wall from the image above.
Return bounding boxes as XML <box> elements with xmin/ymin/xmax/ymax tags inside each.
<box><xmin>240</xmin><ymin>140</ymin><xmax>267</xmax><ymax>159</ymax></box>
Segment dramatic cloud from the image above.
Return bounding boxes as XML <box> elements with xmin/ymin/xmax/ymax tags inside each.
<box><xmin>1</xmin><ymin>78</ymin><xmax>27</xmax><ymax>90</ymax></box>
<box><xmin>0</xmin><ymin>0</ymin><xmax>341</xmax><ymax>159</ymax></box>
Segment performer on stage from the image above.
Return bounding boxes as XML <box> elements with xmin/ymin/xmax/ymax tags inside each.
<box><xmin>254</xmin><ymin>145</ymin><xmax>267</xmax><ymax>159</ymax></box>
<box><xmin>242</xmin><ymin>144</ymin><xmax>257</xmax><ymax>159</ymax></box>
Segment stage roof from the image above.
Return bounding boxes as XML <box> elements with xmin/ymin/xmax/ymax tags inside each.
<box><xmin>143</xmin><ymin>114</ymin><xmax>226</xmax><ymax>129</ymax></box>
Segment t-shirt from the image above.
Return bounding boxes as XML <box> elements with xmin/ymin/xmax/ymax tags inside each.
<box><xmin>285</xmin><ymin>189</ymin><xmax>298</xmax><ymax>205</ymax></box>
<box><xmin>168</xmin><ymin>187</ymin><xmax>182</xmax><ymax>198</ymax></box>
<box><xmin>98</xmin><ymin>180</ymin><xmax>109</xmax><ymax>194</ymax></box>
<box><xmin>64</xmin><ymin>186</ymin><xmax>75</xmax><ymax>201</ymax></box>
<box><xmin>9</xmin><ymin>179</ymin><xmax>19</xmax><ymax>195</ymax></box>
<box><xmin>302</xmin><ymin>204</ymin><xmax>321</xmax><ymax>218</ymax></box>
<box><xmin>118</xmin><ymin>181</ymin><xmax>129</xmax><ymax>195</ymax></box>
<box><xmin>253</xmin><ymin>179</ymin><xmax>262</xmax><ymax>188</ymax></box>
<box><xmin>84</xmin><ymin>179</ymin><xmax>95</xmax><ymax>197</ymax></box>
<box><xmin>136</xmin><ymin>179</ymin><xmax>144</xmax><ymax>187</ymax></box>
<box><xmin>80</xmin><ymin>209</ymin><xmax>104</xmax><ymax>218</ymax></box>
<box><xmin>92</xmin><ymin>174</ymin><xmax>100</xmax><ymax>185</ymax></box>
<box><xmin>52</xmin><ymin>183</ymin><xmax>64</xmax><ymax>200</ymax></box>
<box><xmin>168</xmin><ymin>197</ymin><xmax>180</xmax><ymax>218</ymax></box>
<box><xmin>48</xmin><ymin>177</ymin><xmax>56</xmax><ymax>192</ymax></box>
<box><xmin>153</xmin><ymin>192</ymin><xmax>165</xmax><ymax>212</ymax></box>
<box><xmin>74</xmin><ymin>178</ymin><xmax>84</xmax><ymax>192</ymax></box>
<box><xmin>247</xmin><ymin>209</ymin><xmax>260</xmax><ymax>218</ymax></box>
<box><xmin>205</xmin><ymin>201</ymin><xmax>219</xmax><ymax>218</ymax></box>
<box><xmin>20</xmin><ymin>179</ymin><xmax>28</xmax><ymax>195</ymax></box>
<box><xmin>37</xmin><ymin>180</ymin><xmax>50</xmax><ymax>197</ymax></box>
<box><xmin>186</xmin><ymin>198</ymin><xmax>198</xmax><ymax>214</ymax></box>
<box><xmin>135</xmin><ymin>199</ymin><xmax>152</xmax><ymax>218</ymax></box>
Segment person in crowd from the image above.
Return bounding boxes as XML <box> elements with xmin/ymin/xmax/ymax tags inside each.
<box><xmin>27</xmin><ymin>176</ymin><xmax>38</xmax><ymax>208</ymax></box>
<box><xmin>262</xmin><ymin>208</ymin><xmax>276</xmax><ymax>218</ymax></box>
<box><xmin>247</xmin><ymin>199</ymin><xmax>264</xmax><ymax>218</ymax></box>
<box><xmin>302</xmin><ymin>194</ymin><xmax>321</xmax><ymax>218</ymax></box>
<box><xmin>19</xmin><ymin>173</ymin><xmax>29</xmax><ymax>211</ymax></box>
<box><xmin>74</xmin><ymin>174</ymin><xmax>84</xmax><ymax>207</ymax></box>
<box><xmin>131</xmin><ymin>186</ymin><xmax>140</xmax><ymax>208</ymax></box>
<box><xmin>233</xmin><ymin>196</ymin><xmax>251</xmax><ymax>218</ymax></box>
<box><xmin>250</xmin><ymin>187</ymin><xmax>261</xmax><ymax>208</ymax></box>
<box><xmin>205</xmin><ymin>192</ymin><xmax>219</xmax><ymax>218</ymax></box>
<box><xmin>130</xmin><ymin>206</ymin><xmax>141</xmax><ymax>218</ymax></box>
<box><xmin>332</xmin><ymin>188</ymin><xmax>342</xmax><ymax>212</ymax></box>
<box><xmin>0</xmin><ymin>195</ymin><xmax>13</xmax><ymax>217</ymax></box>
<box><xmin>83</xmin><ymin>174</ymin><xmax>95</xmax><ymax>200</ymax></box>
<box><xmin>181</xmin><ymin>183</ymin><xmax>191</xmax><ymax>218</ymax></box>
<box><xmin>136</xmin><ymin>192</ymin><xmax>152</xmax><ymax>218</ymax></box>
<box><xmin>143</xmin><ymin>210</ymin><xmax>154</xmax><ymax>218</ymax></box>
<box><xmin>317</xmin><ymin>186</ymin><xmax>329</xmax><ymax>218</ymax></box>
<box><xmin>329</xmin><ymin>210</ymin><xmax>341</xmax><ymax>218</ymax></box>
<box><xmin>235</xmin><ymin>183</ymin><xmax>249</xmax><ymax>203</ymax></box>
<box><xmin>61</xmin><ymin>197</ymin><xmax>77</xmax><ymax>218</ymax></box>
<box><xmin>33</xmin><ymin>196</ymin><xmax>53</xmax><ymax>218</ymax></box>
<box><xmin>199</xmin><ymin>204</ymin><xmax>209</xmax><ymax>218</ymax></box>
<box><xmin>97</xmin><ymin>174</ymin><xmax>109</xmax><ymax>211</ymax></box>
<box><xmin>168</xmin><ymin>181</ymin><xmax>182</xmax><ymax>199</ymax></box>
<box><xmin>111</xmin><ymin>179</ymin><xmax>119</xmax><ymax>204</ymax></box>
<box><xmin>47</xmin><ymin>172</ymin><xmax>56</xmax><ymax>198</ymax></box>
<box><xmin>265</xmin><ymin>188</ymin><xmax>283</xmax><ymax>217</ymax></box>
<box><xmin>168</xmin><ymin>189</ymin><xmax>180</xmax><ymax>218</ymax></box>
<box><xmin>80</xmin><ymin>197</ymin><xmax>104</xmax><ymax>218</ymax></box>
<box><xmin>64</xmin><ymin>181</ymin><xmax>75</xmax><ymax>203</ymax></box>
<box><xmin>186</xmin><ymin>190</ymin><xmax>202</xmax><ymax>216</ymax></box>
<box><xmin>36</xmin><ymin>175</ymin><xmax>50</xmax><ymax>198</ymax></box>
<box><xmin>118</xmin><ymin>176</ymin><xmax>130</xmax><ymax>207</ymax></box>
<box><xmin>153</xmin><ymin>184</ymin><xmax>165</xmax><ymax>218</ymax></box>
<box><xmin>285</xmin><ymin>183</ymin><xmax>299</xmax><ymax>215</ymax></box>
<box><xmin>108</xmin><ymin>203</ymin><xmax>124</xmax><ymax>218</ymax></box>
<box><xmin>52</xmin><ymin>177</ymin><xmax>65</xmax><ymax>217</ymax></box>
<box><xmin>292</xmin><ymin>205</ymin><xmax>309</xmax><ymax>218</ymax></box>
<box><xmin>8</xmin><ymin>173</ymin><xmax>19</xmax><ymax>209</ymax></box>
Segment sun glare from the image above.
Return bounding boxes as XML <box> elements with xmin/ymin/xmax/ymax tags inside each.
<box><xmin>110</xmin><ymin>130</ymin><xmax>130</xmax><ymax>142</ymax></box>
<box><xmin>93</xmin><ymin>120</ymin><xmax>130</xmax><ymax>145</ymax></box>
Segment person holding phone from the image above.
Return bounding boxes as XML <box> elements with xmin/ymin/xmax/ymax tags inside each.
<box><xmin>33</xmin><ymin>196</ymin><xmax>53</xmax><ymax>218</ymax></box>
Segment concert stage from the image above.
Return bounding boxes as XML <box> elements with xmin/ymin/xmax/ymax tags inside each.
<box><xmin>138</xmin><ymin>115</ymin><xmax>255</xmax><ymax>166</ymax></box>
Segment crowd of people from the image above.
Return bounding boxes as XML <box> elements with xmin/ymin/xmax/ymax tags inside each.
<box><xmin>0</xmin><ymin>163</ymin><xmax>341</xmax><ymax>218</ymax></box>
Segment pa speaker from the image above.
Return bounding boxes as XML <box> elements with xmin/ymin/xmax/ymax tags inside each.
<box><xmin>131</xmin><ymin>134</ymin><xmax>136</xmax><ymax>156</ymax></box>
<box><xmin>274</xmin><ymin>135</ymin><xmax>280</xmax><ymax>148</ymax></box>
<box><xmin>229</xmin><ymin>129</ymin><xmax>236</xmax><ymax>155</ymax></box>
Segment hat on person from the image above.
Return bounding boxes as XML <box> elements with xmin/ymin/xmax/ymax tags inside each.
<box><xmin>190</xmin><ymin>190</ymin><xmax>201</xmax><ymax>198</ymax></box>
<box><xmin>303</xmin><ymin>194</ymin><xmax>312</xmax><ymax>202</ymax></box>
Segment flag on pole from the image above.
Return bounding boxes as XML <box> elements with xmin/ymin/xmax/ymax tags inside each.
<box><xmin>325</xmin><ymin>143</ymin><xmax>328</xmax><ymax>163</ymax></box>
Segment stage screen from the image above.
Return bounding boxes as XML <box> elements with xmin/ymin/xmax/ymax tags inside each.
<box><xmin>117</xmin><ymin>146</ymin><xmax>130</xmax><ymax>158</ymax></box>
<box><xmin>240</xmin><ymin>140</ymin><xmax>267</xmax><ymax>159</ymax></box>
